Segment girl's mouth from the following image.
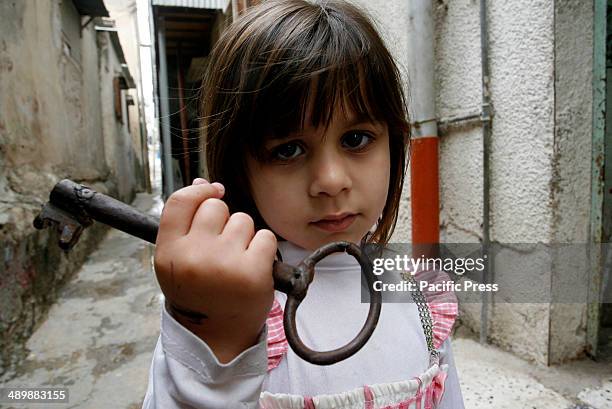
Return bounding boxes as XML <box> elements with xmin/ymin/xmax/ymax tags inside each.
<box><xmin>310</xmin><ymin>213</ymin><xmax>358</xmax><ymax>232</ymax></box>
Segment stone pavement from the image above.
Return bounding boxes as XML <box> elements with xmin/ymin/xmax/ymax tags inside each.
<box><xmin>1</xmin><ymin>188</ymin><xmax>611</xmax><ymax>408</ymax></box>
<box><xmin>452</xmin><ymin>330</ymin><xmax>612</xmax><ymax>409</ymax></box>
<box><xmin>0</xmin><ymin>190</ymin><xmax>164</xmax><ymax>409</ymax></box>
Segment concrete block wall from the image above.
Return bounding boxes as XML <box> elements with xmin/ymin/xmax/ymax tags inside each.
<box><xmin>0</xmin><ymin>0</ymin><xmax>147</xmax><ymax>377</ymax></box>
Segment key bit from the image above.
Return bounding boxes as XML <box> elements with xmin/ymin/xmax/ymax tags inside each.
<box><xmin>33</xmin><ymin>202</ymin><xmax>92</xmax><ymax>251</ymax></box>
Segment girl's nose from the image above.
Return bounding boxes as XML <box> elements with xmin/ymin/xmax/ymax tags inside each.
<box><xmin>308</xmin><ymin>151</ymin><xmax>353</xmax><ymax>197</ymax></box>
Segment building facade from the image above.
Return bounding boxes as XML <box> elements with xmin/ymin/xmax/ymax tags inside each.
<box><xmin>0</xmin><ymin>0</ymin><xmax>148</xmax><ymax>376</ymax></box>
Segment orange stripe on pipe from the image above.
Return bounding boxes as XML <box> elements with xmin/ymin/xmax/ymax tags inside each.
<box><xmin>410</xmin><ymin>136</ymin><xmax>439</xmax><ymax>245</ymax></box>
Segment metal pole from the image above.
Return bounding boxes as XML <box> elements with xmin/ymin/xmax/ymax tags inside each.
<box><xmin>586</xmin><ymin>0</ymin><xmax>607</xmax><ymax>356</ymax></box>
<box><xmin>406</xmin><ymin>0</ymin><xmax>437</xmax><ymax>139</ymax></box>
<box><xmin>479</xmin><ymin>0</ymin><xmax>493</xmax><ymax>345</ymax></box>
<box><xmin>176</xmin><ymin>43</ymin><xmax>191</xmax><ymax>185</ymax></box>
<box><xmin>407</xmin><ymin>0</ymin><xmax>440</xmax><ymax>257</ymax></box>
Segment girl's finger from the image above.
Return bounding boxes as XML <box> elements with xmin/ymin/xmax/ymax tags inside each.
<box><xmin>193</xmin><ymin>178</ymin><xmax>224</xmax><ymax>197</ymax></box>
<box><xmin>211</xmin><ymin>182</ymin><xmax>225</xmax><ymax>194</ymax></box>
<box><xmin>246</xmin><ymin>229</ymin><xmax>277</xmax><ymax>262</ymax></box>
<box><xmin>221</xmin><ymin>212</ymin><xmax>255</xmax><ymax>250</ymax></box>
<box><xmin>190</xmin><ymin>198</ymin><xmax>230</xmax><ymax>236</ymax></box>
<box><xmin>157</xmin><ymin>184</ymin><xmax>224</xmax><ymax>241</ymax></box>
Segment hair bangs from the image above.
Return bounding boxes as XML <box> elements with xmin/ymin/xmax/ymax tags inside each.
<box><xmin>245</xmin><ymin>5</ymin><xmax>389</xmax><ymax>161</ymax></box>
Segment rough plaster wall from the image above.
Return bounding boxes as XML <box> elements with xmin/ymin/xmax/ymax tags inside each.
<box><xmin>548</xmin><ymin>0</ymin><xmax>593</xmax><ymax>364</ymax></box>
<box><xmin>486</xmin><ymin>1</ymin><xmax>555</xmax><ymax>243</ymax></box>
<box><xmin>97</xmin><ymin>31</ymin><xmax>138</xmax><ymax>202</ymax></box>
<box><xmin>441</xmin><ymin>0</ymin><xmax>556</xmax><ymax>364</ymax></box>
<box><xmin>81</xmin><ymin>19</ymin><xmax>107</xmax><ymax>178</ymax></box>
<box><xmin>434</xmin><ymin>0</ymin><xmax>482</xmax><ymax>244</ymax></box>
<box><xmin>552</xmin><ymin>0</ymin><xmax>592</xmax><ymax>244</ymax></box>
<box><xmin>0</xmin><ymin>1</ymin><xmax>109</xmax><ymax>188</ymax></box>
<box><xmin>0</xmin><ymin>0</ymin><xmax>114</xmax><ymax>223</ymax></box>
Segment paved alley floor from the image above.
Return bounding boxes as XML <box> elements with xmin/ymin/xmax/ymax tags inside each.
<box><xmin>1</xmin><ymin>188</ymin><xmax>611</xmax><ymax>408</ymax></box>
<box><xmin>452</xmin><ymin>329</ymin><xmax>612</xmax><ymax>409</ymax></box>
<box><xmin>0</xmin><ymin>190</ymin><xmax>164</xmax><ymax>409</ymax></box>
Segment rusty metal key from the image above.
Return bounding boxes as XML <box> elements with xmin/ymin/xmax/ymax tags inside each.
<box><xmin>33</xmin><ymin>179</ymin><xmax>382</xmax><ymax>365</ymax></box>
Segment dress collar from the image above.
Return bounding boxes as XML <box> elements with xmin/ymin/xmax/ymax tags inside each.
<box><xmin>277</xmin><ymin>241</ymin><xmax>360</xmax><ymax>271</ymax></box>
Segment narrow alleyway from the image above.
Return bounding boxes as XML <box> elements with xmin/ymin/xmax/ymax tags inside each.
<box><xmin>1</xmin><ymin>184</ymin><xmax>611</xmax><ymax>408</ymax></box>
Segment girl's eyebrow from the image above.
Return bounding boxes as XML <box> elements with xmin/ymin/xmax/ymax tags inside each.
<box><xmin>344</xmin><ymin>114</ymin><xmax>384</xmax><ymax>130</ymax></box>
<box><xmin>266</xmin><ymin>114</ymin><xmax>384</xmax><ymax>141</ymax></box>
<box><xmin>266</xmin><ymin>131</ymin><xmax>301</xmax><ymax>141</ymax></box>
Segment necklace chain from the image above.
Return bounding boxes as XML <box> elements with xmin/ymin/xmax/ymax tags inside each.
<box><xmin>402</xmin><ymin>272</ymin><xmax>439</xmax><ymax>360</ymax></box>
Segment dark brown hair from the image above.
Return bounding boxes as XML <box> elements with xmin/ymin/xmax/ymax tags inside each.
<box><xmin>202</xmin><ymin>0</ymin><xmax>410</xmax><ymax>246</ymax></box>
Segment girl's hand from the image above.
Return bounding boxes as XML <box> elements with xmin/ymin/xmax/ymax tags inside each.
<box><xmin>154</xmin><ymin>178</ymin><xmax>277</xmax><ymax>363</ymax></box>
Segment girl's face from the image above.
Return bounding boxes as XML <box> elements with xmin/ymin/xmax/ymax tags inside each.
<box><xmin>247</xmin><ymin>106</ymin><xmax>390</xmax><ymax>251</ymax></box>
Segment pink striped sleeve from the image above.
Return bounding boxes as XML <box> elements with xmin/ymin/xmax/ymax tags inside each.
<box><xmin>413</xmin><ymin>268</ymin><xmax>459</xmax><ymax>349</ymax></box>
<box><xmin>266</xmin><ymin>298</ymin><xmax>288</xmax><ymax>371</ymax></box>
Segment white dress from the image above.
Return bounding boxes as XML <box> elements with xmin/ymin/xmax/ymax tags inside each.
<box><xmin>142</xmin><ymin>241</ymin><xmax>465</xmax><ymax>409</ymax></box>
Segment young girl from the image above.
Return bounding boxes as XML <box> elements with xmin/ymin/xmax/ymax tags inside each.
<box><xmin>144</xmin><ymin>0</ymin><xmax>464</xmax><ymax>408</ymax></box>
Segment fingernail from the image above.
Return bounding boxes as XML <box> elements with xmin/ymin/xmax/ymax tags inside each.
<box><xmin>192</xmin><ymin>178</ymin><xmax>208</xmax><ymax>185</ymax></box>
<box><xmin>212</xmin><ymin>182</ymin><xmax>225</xmax><ymax>193</ymax></box>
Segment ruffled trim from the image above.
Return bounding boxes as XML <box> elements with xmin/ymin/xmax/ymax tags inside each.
<box><xmin>266</xmin><ymin>298</ymin><xmax>288</xmax><ymax>371</ymax></box>
<box><xmin>260</xmin><ymin>363</ymin><xmax>448</xmax><ymax>409</ymax></box>
<box><xmin>412</xmin><ymin>268</ymin><xmax>459</xmax><ymax>349</ymax></box>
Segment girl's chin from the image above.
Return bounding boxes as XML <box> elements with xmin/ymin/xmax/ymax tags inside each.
<box><xmin>276</xmin><ymin>221</ymin><xmax>372</xmax><ymax>250</ymax></box>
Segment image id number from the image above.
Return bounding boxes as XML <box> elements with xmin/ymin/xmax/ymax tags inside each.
<box><xmin>0</xmin><ymin>387</ymin><xmax>69</xmax><ymax>403</ymax></box>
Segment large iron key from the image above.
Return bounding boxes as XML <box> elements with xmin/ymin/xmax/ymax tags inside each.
<box><xmin>33</xmin><ymin>179</ymin><xmax>381</xmax><ymax>365</ymax></box>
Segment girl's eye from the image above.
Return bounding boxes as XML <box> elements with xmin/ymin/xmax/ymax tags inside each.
<box><xmin>270</xmin><ymin>142</ymin><xmax>304</xmax><ymax>161</ymax></box>
<box><xmin>341</xmin><ymin>132</ymin><xmax>374</xmax><ymax>150</ymax></box>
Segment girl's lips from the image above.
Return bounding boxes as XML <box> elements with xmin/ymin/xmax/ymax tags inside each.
<box><xmin>311</xmin><ymin>213</ymin><xmax>357</xmax><ymax>232</ymax></box>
